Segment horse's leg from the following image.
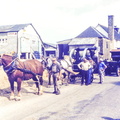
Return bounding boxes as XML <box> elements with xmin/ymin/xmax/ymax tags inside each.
<box><xmin>16</xmin><ymin>78</ymin><xmax>22</xmax><ymax>101</ymax></box>
<box><xmin>39</xmin><ymin>76</ymin><xmax>43</xmax><ymax>95</ymax></box>
<box><xmin>9</xmin><ymin>79</ymin><xmax>15</xmax><ymax>100</ymax></box>
<box><xmin>34</xmin><ymin>76</ymin><xmax>40</xmax><ymax>95</ymax></box>
<box><xmin>48</xmin><ymin>72</ymin><xmax>52</xmax><ymax>87</ymax></box>
<box><xmin>48</xmin><ymin>72</ymin><xmax>51</xmax><ymax>85</ymax></box>
<box><xmin>65</xmin><ymin>71</ymin><xmax>69</xmax><ymax>86</ymax></box>
<box><xmin>60</xmin><ymin>73</ymin><xmax>64</xmax><ymax>85</ymax></box>
<box><xmin>34</xmin><ymin>75</ymin><xmax>43</xmax><ymax>95</ymax></box>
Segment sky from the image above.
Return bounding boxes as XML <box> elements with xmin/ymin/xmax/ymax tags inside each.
<box><xmin>1</xmin><ymin>0</ymin><xmax>120</xmax><ymax>43</ymax></box>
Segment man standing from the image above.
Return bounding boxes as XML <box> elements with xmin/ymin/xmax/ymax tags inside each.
<box><xmin>49</xmin><ymin>57</ymin><xmax>61</xmax><ymax>95</ymax></box>
<box><xmin>98</xmin><ymin>58</ymin><xmax>107</xmax><ymax>84</ymax></box>
<box><xmin>88</xmin><ymin>57</ymin><xmax>96</xmax><ymax>84</ymax></box>
<box><xmin>78</xmin><ymin>58</ymin><xmax>91</xmax><ymax>85</ymax></box>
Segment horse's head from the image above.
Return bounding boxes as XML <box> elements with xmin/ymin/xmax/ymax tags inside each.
<box><xmin>0</xmin><ymin>54</ymin><xmax>13</xmax><ymax>67</ymax></box>
<box><xmin>45</xmin><ymin>57</ymin><xmax>53</xmax><ymax>70</ymax></box>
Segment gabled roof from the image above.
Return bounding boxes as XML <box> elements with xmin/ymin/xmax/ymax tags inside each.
<box><xmin>45</xmin><ymin>47</ymin><xmax>56</xmax><ymax>51</ymax></box>
<box><xmin>57</xmin><ymin>39</ymin><xmax>72</xmax><ymax>44</ymax></box>
<box><xmin>0</xmin><ymin>23</ymin><xmax>45</xmax><ymax>48</ymax></box>
<box><xmin>43</xmin><ymin>42</ymin><xmax>56</xmax><ymax>48</ymax></box>
<box><xmin>0</xmin><ymin>23</ymin><xmax>31</xmax><ymax>32</ymax></box>
<box><xmin>96</xmin><ymin>24</ymin><xmax>120</xmax><ymax>40</ymax></box>
<box><xmin>69</xmin><ymin>38</ymin><xmax>97</xmax><ymax>45</ymax></box>
<box><xmin>97</xmin><ymin>24</ymin><xmax>108</xmax><ymax>33</ymax></box>
<box><xmin>75</xmin><ymin>26</ymin><xmax>107</xmax><ymax>38</ymax></box>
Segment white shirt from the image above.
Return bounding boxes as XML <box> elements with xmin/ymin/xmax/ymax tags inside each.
<box><xmin>78</xmin><ymin>61</ymin><xmax>91</xmax><ymax>71</ymax></box>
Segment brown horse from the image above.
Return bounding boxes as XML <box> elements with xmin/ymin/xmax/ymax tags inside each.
<box><xmin>0</xmin><ymin>54</ymin><xmax>44</xmax><ymax>100</ymax></box>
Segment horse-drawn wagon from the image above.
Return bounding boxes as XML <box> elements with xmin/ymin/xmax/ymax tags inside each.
<box><xmin>69</xmin><ymin>47</ymin><xmax>98</xmax><ymax>82</ymax></box>
<box><xmin>60</xmin><ymin>47</ymin><xmax>98</xmax><ymax>83</ymax></box>
<box><xmin>45</xmin><ymin>46</ymin><xmax>98</xmax><ymax>85</ymax></box>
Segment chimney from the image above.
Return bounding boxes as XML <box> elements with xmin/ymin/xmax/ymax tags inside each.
<box><xmin>108</xmin><ymin>15</ymin><xmax>114</xmax><ymax>41</ymax></box>
<box><xmin>108</xmin><ymin>15</ymin><xmax>116</xmax><ymax>49</ymax></box>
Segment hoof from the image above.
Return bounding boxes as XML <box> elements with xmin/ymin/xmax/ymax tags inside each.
<box><xmin>65</xmin><ymin>84</ymin><xmax>69</xmax><ymax>86</ymax></box>
<box><xmin>56</xmin><ymin>92</ymin><xmax>60</xmax><ymax>95</ymax></box>
<box><xmin>35</xmin><ymin>92</ymin><xmax>43</xmax><ymax>95</ymax></box>
<box><xmin>9</xmin><ymin>96</ymin><xmax>15</xmax><ymax>100</ymax></box>
<box><xmin>40</xmin><ymin>92</ymin><xmax>43</xmax><ymax>95</ymax></box>
<box><xmin>15</xmin><ymin>96</ymin><xmax>21</xmax><ymax>101</ymax></box>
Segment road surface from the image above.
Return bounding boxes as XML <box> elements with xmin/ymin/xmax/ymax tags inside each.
<box><xmin>0</xmin><ymin>74</ymin><xmax>120</xmax><ymax>120</ymax></box>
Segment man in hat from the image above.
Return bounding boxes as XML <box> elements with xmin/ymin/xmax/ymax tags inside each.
<box><xmin>49</xmin><ymin>57</ymin><xmax>61</xmax><ymax>95</ymax></box>
<box><xmin>98</xmin><ymin>58</ymin><xmax>107</xmax><ymax>84</ymax></box>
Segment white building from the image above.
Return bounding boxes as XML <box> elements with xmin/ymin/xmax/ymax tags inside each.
<box><xmin>0</xmin><ymin>23</ymin><xmax>44</xmax><ymax>59</ymax></box>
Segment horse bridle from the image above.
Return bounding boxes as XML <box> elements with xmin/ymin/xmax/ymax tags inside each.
<box><xmin>2</xmin><ymin>57</ymin><xmax>18</xmax><ymax>69</ymax></box>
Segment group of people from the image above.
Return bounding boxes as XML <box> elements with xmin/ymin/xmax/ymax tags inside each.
<box><xmin>46</xmin><ymin>57</ymin><xmax>107</xmax><ymax>95</ymax></box>
<box><xmin>78</xmin><ymin>58</ymin><xmax>107</xmax><ymax>86</ymax></box>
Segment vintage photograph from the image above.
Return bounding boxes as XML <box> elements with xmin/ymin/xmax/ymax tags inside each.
<box><xmin>0</xmin><ymin>0</ymin><xmax>120</xmax><ymax>120</ymax></box>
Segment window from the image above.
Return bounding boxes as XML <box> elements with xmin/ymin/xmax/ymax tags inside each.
<box><xmin>0</xmin><ymin>38</ymin><xmax>7</xmax><ymax>45</ymax></box>
<box><xmin>5</xmin><ymin>38</ymin><xmax>7</xmax><ymax>43</ymax></box>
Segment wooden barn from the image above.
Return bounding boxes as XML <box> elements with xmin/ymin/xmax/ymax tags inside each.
<box><xmin>0</xmin><ymin>23</ymin><xmax>44</xmax><ymax>59</ymax></box>
<box><xmin>57</xmin><ymin>15</ymin><xmax>120</xmax><ymax>60</ymax></box>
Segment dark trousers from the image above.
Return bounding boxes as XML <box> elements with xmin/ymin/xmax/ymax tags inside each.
<box><xmin>81</xmin><ymin>70</ymin><xmax>89</xmax><ymax>85</ymax></box>
<box><xmin>52</xmin><ymin>73</ymin><xmax>60</xmax><ymax>92</ymax></box>
<box><xmin>88</xmin><ymin>68</ymin><xmax>93</xmax><ymax>84</ymax></box>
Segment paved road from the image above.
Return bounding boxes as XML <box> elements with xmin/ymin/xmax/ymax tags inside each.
<box><xmin>0</xmin><ymin>74</ymin><xmax>120</xmax><ymax>120</ymax></box>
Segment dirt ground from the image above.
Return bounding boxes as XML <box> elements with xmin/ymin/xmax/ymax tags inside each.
<box><xmin>0</xmin><ymin>67</ymin><xmax>9</xmax><ymax>89</ymax></box>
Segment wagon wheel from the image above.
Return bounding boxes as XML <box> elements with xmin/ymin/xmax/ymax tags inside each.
<box><xmin>116</xmin><ymin>67</ymin><xmax>120</xmax><ymax>76</ymax></box>
<box><xmin>69</xmin><ymin>73</ymin><xmax>76</xmax><ymax>83</ymax></box>
<box><xmin>91</xmin><ymin>73</ymin><xmax>94</xmax><ymax>83</ymax></box>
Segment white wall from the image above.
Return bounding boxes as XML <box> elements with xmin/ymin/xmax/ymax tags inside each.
<box><xmin>18</xmin><ymin>24</ymin><xmax>42</xmax><ymax>58</ymax></box>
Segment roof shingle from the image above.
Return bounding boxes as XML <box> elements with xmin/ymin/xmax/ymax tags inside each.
<box><xmin>75</xmin><ymin>26</ymin><xmax>106</xmax><ymax>38</ymax></box>
<box><xmin>0</xmin><ymin>23</ymin><xmax>31</xmax><ymax>32</ymax></box>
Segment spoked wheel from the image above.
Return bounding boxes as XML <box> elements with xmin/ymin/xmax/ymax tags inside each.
<box><xmin>91</xmin><ymin>73</ymin><xmax>94</xmax><ymax>83</ymax></box>
<box><xmin>69</xmin><ymin>73</ymin><xmax>76</xmax><ymax>83</ymax></box>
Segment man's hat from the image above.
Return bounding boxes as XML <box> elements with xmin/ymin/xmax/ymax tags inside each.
<box><xmin>52</xmin><ymin>57</ymin><xmax>56</xmax><ymax>61</ymax></box>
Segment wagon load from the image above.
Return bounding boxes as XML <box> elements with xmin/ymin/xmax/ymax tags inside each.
<box><xmin>60</xmin><ymin>55</ymin><xmax>79</xmax><ymax>74</ymax></box>
<box><xmin>60</xmin><ymin>59</ymin><xmax>79</xmax><ymax>75</ymax></box>
<box><xmin>69</xmin><ymin>47</ymin><xmax>98</xmax><ymax>72</ymax></box>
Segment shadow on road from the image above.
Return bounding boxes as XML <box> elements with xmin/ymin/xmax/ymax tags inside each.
<box><xmin>102</xmin><ymin>116</ymin><xmax>120</xmax><ymax>120</ymax></box>
<box><xmin>112</xmin><ymin>81</ymin><xmax>120</xmax><ymax>86</ymax></box>
<box><xmin>0</xmin><ymin>86</ymin><xmax>36</xmax><ymax>100</ymax></box>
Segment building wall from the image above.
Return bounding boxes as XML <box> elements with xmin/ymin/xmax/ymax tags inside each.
<box><xmin>0</xmin><ymin>32</ymin><xmax>17</xmax><ymax>54</ymax></box>
<box><xmin>17</xmin><ymin>25</ymin><xmax>42</xmax><ymax>59</ymax></box>
<box><xmin>0</xmin><ymin>24</ymin><xmax>42</xmax><ymax>59</ymax></box>
<box><xmin>116</xmin><ymin>41</ymin><xmax>120</xmax><ymax>48</ymax></box>
<box><xmin>18</xmin><ymin>25</ymin><xmax>40</xmax><ymax>53</ymax></box>
<box><xmin>98</xmin><ymin>38</ymin><xmax>111</xmax><ymax>60</ymax></box>
<box><xmin>57</xmin><ymin>37</ymin><xmax>111</xmax><ymax>61</ymax></box>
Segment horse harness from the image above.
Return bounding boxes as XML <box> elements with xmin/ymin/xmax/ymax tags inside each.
<box><xmin>3</xmin><ymin>58</ymin><xmax>39</xmax><ymax>77</ymax></box>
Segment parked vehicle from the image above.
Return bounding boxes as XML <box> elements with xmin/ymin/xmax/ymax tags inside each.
<box><xmin>105</xmin><ymin>49</ymin><xmax>120</xmax><ymax>76</ymax></box>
